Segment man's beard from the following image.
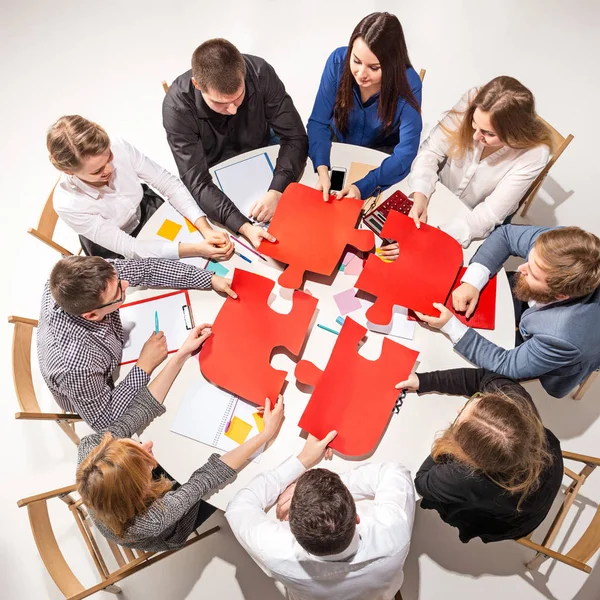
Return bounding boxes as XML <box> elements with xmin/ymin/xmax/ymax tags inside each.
<box><xmin>512</xmin><ymin>272</ymin><xmax>557</xmax><ymax>304</ymax></box>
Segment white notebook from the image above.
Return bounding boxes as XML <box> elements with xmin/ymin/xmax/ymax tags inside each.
<box><xmin>171</xmin><ymin>378</ymin><xmax>265</xmax><ymax>462</ymax></box>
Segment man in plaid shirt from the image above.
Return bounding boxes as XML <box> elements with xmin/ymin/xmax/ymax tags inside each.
<box><xmin>37</xmin><ymin>256</ymin><xmax>235</xmax><ymax>431</ymax></box>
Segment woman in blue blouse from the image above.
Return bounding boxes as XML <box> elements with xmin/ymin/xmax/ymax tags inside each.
<box><xmin>308</xmin><ymin>12</ymin><xmax>423</xmax><ymax>201</ymax></box>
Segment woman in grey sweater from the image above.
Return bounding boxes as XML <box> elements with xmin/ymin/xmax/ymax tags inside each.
<box><xmin>77</xmin><ymin>323</ymin><xmax>285</xmax><ymax>553</ymax></box>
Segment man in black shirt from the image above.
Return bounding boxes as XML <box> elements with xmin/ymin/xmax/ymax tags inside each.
<box><xmin>163</xmin><ymin>38</ymin><xmax>308</xmax><ymax>248</ymax></box>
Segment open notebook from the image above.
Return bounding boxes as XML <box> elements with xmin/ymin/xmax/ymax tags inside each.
<box><xmin>171</xmin><ymin>378</ymin><xmax>265</xmax><ymax>462</ymax></box>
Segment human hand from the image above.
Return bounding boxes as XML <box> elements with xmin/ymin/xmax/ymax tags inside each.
<box><xmin>378</xmin><ymin>242</ymin><xmax>399</xmax><ymax>260</ymax></box>
<box><xmin>335</xmin><ymin>184</ymin><xmax>361</xmax><ymax>200</ymax></box>
<box><xmin>137</xmin><ymin>331</ymin><xmax>168</xmax><ymax>374</ymax></box>
<box><xmin>452</xmin><ymin>283</ymin><xmax>480</xmax><ymax>318</ymax></box>
<box><xmin>408</xmin><ymin>192</ymin><xmax>429</xmax><ymax>228</ymax></box>
<box><xmin>316</xmin><ymin>166</ymin><xmax>331</xmax><ymax>201</ymax></box>
<box><xmin>414</xmin><ymin>302</ymin><xmax>454</xmax><ymax>329</ymax></box>
<box><xmin>275</xmin><ymin>482</ymin><xmax>296</xmax><ymax>521</ymax></box>
<box><xmin>211</xmin><ymin>275</ymin><xmax>237</xmax><ymax>299</ymax></box>
<box><xmin>395</xmin><ymin>373</ymin><xmax>420</xmax><ymax>391</ymax></box>
<box><xmin>297</xmin><ymin>431</ymin><xmax>337</xmax><ymax>469</ymax></box>
<box><xmin>194</xmin><ymin>238</ymin><xmax>234</xmax><ymax>261</ymax></box>
<box><xmin>239</xmin><ymin>222</ymin><xmax>276</xmax><ymax>249</ymax></box>
<box><xmin>249</xmin><ymin>189</ymin><xmax>282</xmax><ymax>223</ymax></box>
<box><xmin>258</xmin><ymin>395</ymin><xmax>285</xmax><ymax>442</ymax></box>
<box><xmin>177</xmin><ymin>323</ymin><xmax>212</xmax><ymax>357</ymax></box>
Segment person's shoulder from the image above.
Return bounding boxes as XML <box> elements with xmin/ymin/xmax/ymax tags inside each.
<box><xmin>52</xmin><ymin>173</ymin><xmax>77</xmax><ymax>209</ymax></box>
<box><xmin>406</xmin><ymin>67</ymin><xmax>422</xmax><ymax>90</ymax></box>
<box><xmin>329</xmin><ymin>46</ymin><xmax>348</xmax><ymax>64</ymax></box>
<box><xmin>164</xmin><ymin>70</ymin><xmax>195</xmax><ymax>109</ymax></box>
<box><xmin>518</xmin><ymin>142</ymin><xmax>551</xmax><ymax>164</ymax></box>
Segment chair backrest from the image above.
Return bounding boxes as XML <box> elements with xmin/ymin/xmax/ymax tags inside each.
<box><xmin>17</xmin><ymin>485</ymin><xmax>220</xmax><ymax>600</ymax></box>
<box><xmin>517</xmin><ymin>450</ymin><xmax>600</xmax><ymax>573</ymax></box>
<box><xmin>519</xmin><ymin>117</ymin><xmax>574</xmax><ymax>217</ymax></box>
<box><xmin>418</xmin><ymin>68</ymin><xmax>426</xmax><ymax>82</ymax></box>
<box><xmin>162</xmin><ymin>80</ymin><xmax>169</xmax><ymax>94</ymax></box>
<box><xmin>27</xmin><ymin>182</ymin><xmax>76</xmax><ymax>256</ymax></box>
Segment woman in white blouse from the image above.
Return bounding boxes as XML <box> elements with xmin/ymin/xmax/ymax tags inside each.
<box><xmin>48</xmin><ymin>115</ymin><xmax>233</xmax><ymax>260</ymax></box>
<box><xmin>380</xmin><ymin>76</ymin><xmax>553</xmax><ymax>253</ymax></box>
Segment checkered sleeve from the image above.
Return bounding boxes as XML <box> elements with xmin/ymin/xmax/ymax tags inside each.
<box><xmin>59</xmin><ymin>364</ymin><xmax>150</xmax><ymax>431</ymax></box>
<box><xmin>110</xmin><ymin>258</ymin><xmax>213</xmax><ymax>290</ymax></box>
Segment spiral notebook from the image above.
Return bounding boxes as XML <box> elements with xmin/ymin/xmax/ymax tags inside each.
<box><xmin>171</xmin><ymin>378</ymin><xmax>265</xmax><ymax>462</ymax></box>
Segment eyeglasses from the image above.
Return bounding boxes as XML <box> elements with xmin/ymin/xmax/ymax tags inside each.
<box><xmin>95</xmin><ymin>278</ymin><xmax>125</xmax><ymax>310</ymax></box>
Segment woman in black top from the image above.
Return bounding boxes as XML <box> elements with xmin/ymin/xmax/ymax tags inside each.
<box><xmin>397</xmin><ymin>368</ymin><xmax>563</xmax><ymax>543</ymax></box>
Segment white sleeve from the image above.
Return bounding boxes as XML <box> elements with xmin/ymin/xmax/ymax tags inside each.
<box><xmin>461</xmin><ymin>262</ymin><xmax>492</xmax><ymax>291</ymax></box>
<box><xmin>440</xmin><ymin>147</ymin><xmax>550</xmax><ymax>247</ymax></box>
<box><xmin>440</xmin><ymin>315</ymin><xmax>469</xmax><ymax>344</ymax></box>
<box><xmin>408</xmin><ymin>89</ymin><xmax>475</xmax><ymax>199</ymax></box>
<box><xmin>122</xmin><ymin>138</ymin><xmax>205</xmax><ymax>224</ymax></box>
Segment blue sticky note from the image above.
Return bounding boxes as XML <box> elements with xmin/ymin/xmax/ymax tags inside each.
<box><xmin>207</xmin><ymin>260</ymin><xmax>230</xmax><ymax>277</ymax></box>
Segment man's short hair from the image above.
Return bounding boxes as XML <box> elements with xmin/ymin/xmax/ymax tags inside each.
<box><xmin>289</xmin><ymin>469</ymin><xmax>357</xmax><ymax>556</ymax></box>
<box><xmin>535</xmin><ymin>227</ymin><xmax>600</xmax><ymax>298</ymax></box>
<box><xmin>191</xmin><ymin>38</ymin><xmax>246</xmax><ymax>95</ymax></box>
<box><xmin>50</xmin><ymin>256</ymin><xmax>116</xmax><ymax>315</ymax></box>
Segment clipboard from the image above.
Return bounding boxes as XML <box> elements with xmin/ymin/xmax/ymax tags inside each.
<box><xmin>119</xmin><ymin>290</ymin><xmax>194</xmax><ymax>365</ymax></box>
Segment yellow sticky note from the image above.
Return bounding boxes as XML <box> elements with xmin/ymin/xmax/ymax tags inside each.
<box><xmin>157</xmin><ymin>219</ymin><xmax>183</xmax><ymax>241</ymax></box>
<box><xmin>376</xmin><ymin>247</ymin><xmax>393</xmax><ymax>263</ymax></box>
<box><xmin>184</xmin><ymin>218</ymin><xmax>197</xmax><ymax>233</ymax></box>
<box><xmin>252</xmin><ymin>412</ymin><xmax>264</xmax><ymax>433</ymax></box>
<box><xmin>225</xmin><ymin>416</ymin><xmax>252</xmax><ymax>445</ymax></box>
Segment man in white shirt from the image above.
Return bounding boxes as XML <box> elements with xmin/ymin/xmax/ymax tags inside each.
<box><xmin>225</xmin><ymin>432</ymin><xmax>416</xmax><ymax>600</ymax></box>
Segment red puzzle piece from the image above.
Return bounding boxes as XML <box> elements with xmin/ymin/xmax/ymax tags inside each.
<box><xmin>296</xmin><ymin>318</ymin><xmax>419</xmax><ymax>456</ymax></box>
<box><xmin>355</xmin><ymin>210</ymin><xmax>463</xmax><ymax>324</ymax></box>
<box><xmin>258</xmin><ymin>183</ymin><xmax>374</xmax><ymax>289</ymax></box>
<box><xmin>199</xmin><ymin>269</ymin><xmax>318</xmax><ymax>406</ymax></box>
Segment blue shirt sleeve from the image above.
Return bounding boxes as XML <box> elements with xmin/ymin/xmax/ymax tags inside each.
<box><xmin>307</xmin><ymin>50</ymin><xmax>342</xmax><ymax>171</ymax></box>
<box><xmin>355</xmin><ymin>70</ymin><xmax>423</xmax><ymax>198</ymax></box>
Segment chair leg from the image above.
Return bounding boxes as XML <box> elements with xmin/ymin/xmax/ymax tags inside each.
<box><xmin>103</xmin><ymin>584</ymin><xmax>122</xmax><ymax>594</ymax></box>
<box><xmin>572</xmin><ymin>370</ymin><xmax>599</xmax><ymax>401</ymax></box>
<box><xmin>526</xmin><ymin>552</ymin><xmax>550</xmax><ymax>571</ymax></box>
<box><xmin>57</xmin><ymin>420</ymin><xmax>80</xmax><ymax>445</ymax></box>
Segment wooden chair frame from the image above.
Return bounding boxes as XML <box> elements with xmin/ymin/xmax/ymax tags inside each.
<box><xmin>572</xmin><ymin>369</ymin><xmax>600</xmax><ymax>401</ymax></box>
<box><xmin>17</xmin><ymin>485</ymin><xmax>220</xmax><ymax>600</ymax></box>
<box><xmin>418</xmin><ymin>69</ymin><xmax>426</xmax><ymax>82</ymax></box>
<box><xmin>519</xmin><ymin>118</ymin><xmax>573</xmax><ymax>217</ymax></box>
<box><xmin>516</xmin><ymin>450</ymin><xmax>600</xmax><ymax>573</ymax></box>
<box><xmin>8</xmin><ymin>316</ymin><xmax>82</xmax><ymax>445</ymax></box>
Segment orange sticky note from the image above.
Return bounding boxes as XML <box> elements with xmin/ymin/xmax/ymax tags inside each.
<box><xmin>252</xmin><ymin>412</ymin><xmax>264</xmax><ymax>432</ymax></box>
<box><xmin>157</xmin><ymin>219</ymin><xmax>183</xmax><ymax>241</ymax></box>
<box><xmin>185</xmin><ymin>218</ymin><xmax>197</xmax><ymax>233</ymax></box>
<box><xmin>225</xmin><ymin>416</ymin><xmax>252</xmax><ymax>444</ymax></box>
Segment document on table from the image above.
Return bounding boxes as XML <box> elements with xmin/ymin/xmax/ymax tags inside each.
<box><xmin>213</xmin><ymin>153</ymin><xmax>275</xmax><ymax>218</ymax></box>
<box><xmin>171</xmin><ymin>378</ymin><xmax>265</xmax><ymax>462</ymax></box>
<box><xmin>119</xmin><ymin>290</ymin><xmax>194</xmax><ymax>365</ymax></box>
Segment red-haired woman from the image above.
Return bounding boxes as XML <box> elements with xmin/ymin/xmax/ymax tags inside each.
<box><xmin>307</xmin><ymin>12</ymin><xmax>422</xmax><ymax>201</ymax></box>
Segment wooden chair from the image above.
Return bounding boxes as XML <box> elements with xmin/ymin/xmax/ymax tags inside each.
<box><xmin>572</xmin><ymin>369</ymin><xmax>600</xmax><ymax>401</ymax></box>
<box><xmin>8</xmin><ymin>316</ymin><xmax>82</xmax><ymax>445</ymax></box>
<box><xmin>27</xmin><ymin>182</ymin><xmax>79</xmax><ymax>256</ymax></box>
<box><xmin>516</xmin><ymin>450</ymin><xmax>600</xmax><ymax>573</ymax></box>
<box><xmin>519</xmin><ymin>118</ymin><xmax>573</xmax><ymax>217</ymax></box>
<box><xmin>17</xmin><ymin>484</ymin><xmax>220</xmax><ymax>599</ymax></box>
<box><xmin>162</xmin><ymin>80</ymin><xmax>169</xmax><ymax>94</ymax></box>
<box><xmin>418</xmin><ymin>69</ymin><xmax>426</xmax><ymax>82</ymax></box>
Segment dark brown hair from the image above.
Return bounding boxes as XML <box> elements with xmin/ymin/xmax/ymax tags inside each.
<box><xmin>50</xmin><ymin>256</ymin><xmax>116</xmax><ymax>315</ymax></box>
<box><xmin>289</xmin><ymin>469</ymin><xmax>356</xmax><ymax>556</ymax></box>
<box><xmin>534</xmin><ymin>227</ymin><xmax>600</xmax><ymax>298</ymax></box>
<box><xmin>334</xmin><ymin>12</ymin><xmax>419</xmax><ymax>135</ymax></box>
<box><xmin>191</xmin><ymin>38</ymin><xmax>247</xmax><ymax>95</ymax></box>
<box><xmin>431</xmin><ymin>390</ymin><xmax>552</xmax><ymax>509</ymax></box>
<box><xmin>441</xmin><ymin>76</ymin><xmax>554</xmax><ymax>159</ymax></box>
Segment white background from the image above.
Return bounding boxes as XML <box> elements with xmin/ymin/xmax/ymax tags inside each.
<box><xmin>2</xmin><ymin>1</ymin><xmax>599</xmax><ymax>599</ymax></box>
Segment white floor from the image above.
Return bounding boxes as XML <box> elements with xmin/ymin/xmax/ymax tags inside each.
<box><xmin>2</xmin><ymin>1</ymin><xmax>600</xmax><ymax>599</ymax></box>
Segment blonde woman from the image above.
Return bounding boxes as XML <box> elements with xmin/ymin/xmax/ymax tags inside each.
<box><xmin>396</xmin><ymin>368</ymin><xmax>563</xmax><ymax>543</ymax></box>
<box><xmin>380</xmin><ymin>76</ymin><xmax>553</xmax><ymax>254</ymax></box>
<box><xmin>48</xmin><ymin>115</ymin><xmax>233</xmax><ymax>260</ymax></box>
<box><xmin>77</xmin><ymin>324</ymin><xmax>285</xmax><ymax>551</ymax></box>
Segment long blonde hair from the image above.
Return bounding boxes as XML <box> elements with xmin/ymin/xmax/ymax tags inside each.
<box><xmin>441</xmin><ymin>76</ymin><xmax>554</xmax><ymax>160</ymax></box>
<box><xmin>77</xmin><ymin>434</ymin><xmax>172</xmax><ymax>537</ymax></box>
<box><xmin>47</xmin><ymin>115</ymin><xmax>110</xmax><ymax>172</ymax></box>
<box><xmin>431</xmin><ymin>391</ymin><xmax>552</xmax><ymax>509</ymax></box>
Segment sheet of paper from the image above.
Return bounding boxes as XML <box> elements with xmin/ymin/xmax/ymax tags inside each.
<box><xmin>171</xmin><ymin>378</ymin><xmax>264</xmax><ymax>461</ymax></box>
<box><xmin>354</xmin><ymin>300</ymin><xmax>416</xmax><ymax>340</ymax></box>
<box><xmin>120</xmin><ymin>291</ymin><xmax>193</xmax><ymax>364</ymax></box>
<box><xmin>333</xmin><ymin>288</ymin><xmax>362</xmax><ymax>316</ymax></box>
<box><xmin>156</xmin><ymin>218</ymin><xmax>183</xmax><ymax>241</ymax></box>
<box><xmin>344</xmin><ymin>254</ymin><xmax>364</xmax><ymax>276</ymax></box>
<box><xmin>213</xmin><ymin>153</ymin><xmax>274</xmax><ymax>218</ymax></box>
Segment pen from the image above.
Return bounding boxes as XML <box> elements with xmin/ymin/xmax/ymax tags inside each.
<box><xmin>317</xmin><ymin>323</ymin><xmax>340</xmax><ymax>336</ymax></box>
<box><xmin>230</xmin><ymin>234</ymin><xmax>268</xmax><ymax>262</ymax></box>
<box><xmin>335</xmin><ymin>316</ymin><xmax>345</xmax><ymax>326</ymax></box>
<box><xmin>234</xmin><ymin>249</ymin><xmax>252</xmax><ymax>263</ymax></box>
<box><xmin>154</xmin><ymin>310</ymin><xmax>159</xmax><ymax>334</ymax></box>
<box><xmin>225</xmin><ymin>396</ymin><xmax>240</xmax><ymax>433</ymax></box>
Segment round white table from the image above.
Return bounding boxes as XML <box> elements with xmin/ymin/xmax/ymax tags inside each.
<box><xmin>129</xmin><ymin>142</ymin><xmax>515</xmax><ymax>510</ymax></box>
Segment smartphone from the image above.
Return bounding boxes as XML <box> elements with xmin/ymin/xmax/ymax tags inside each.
<box><xmin>330</xmin><ymin>167</ymin><xmax>347</xmax><ymax>192</ymax></box>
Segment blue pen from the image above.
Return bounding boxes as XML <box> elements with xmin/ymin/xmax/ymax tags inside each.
<box><xmin>335</xmin><ymin>316</ymin><xmax>345</xmax><ymax>326</ymax></box>
<box><xmin>234</xmin><ymin>249</ymin><xmax>252</xmax><ymax>263</ymax></box>
<box><xmin>154</xmin><ymin>310</ymin><xmax>159</xmax><ymax>334</ymax></box>
<box><xmin>317</xmin><ymin>323</ymin><xmax>340</xmax><ymax>335</ymax></box>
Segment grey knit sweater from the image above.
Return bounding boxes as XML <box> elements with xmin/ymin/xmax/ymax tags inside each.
<box><xmin>77</xmin><ymin>386</ymin><xmax>236</xmax><ymax>552</ymax></box>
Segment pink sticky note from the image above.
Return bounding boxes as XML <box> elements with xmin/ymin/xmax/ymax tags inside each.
<box><xmin>334</xmin><ymin>288</ymin><xmax>362</xmax><ymax>316</ymax></box>
<box><xmin>342</xmin><ymin>251</ymin><xmax>356</xmax><ymax>266</ymax></box>
<box><xmin>344</xmin><ymin>254</ymin><xmax>364</xmax><ymax>276</ymax></box>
